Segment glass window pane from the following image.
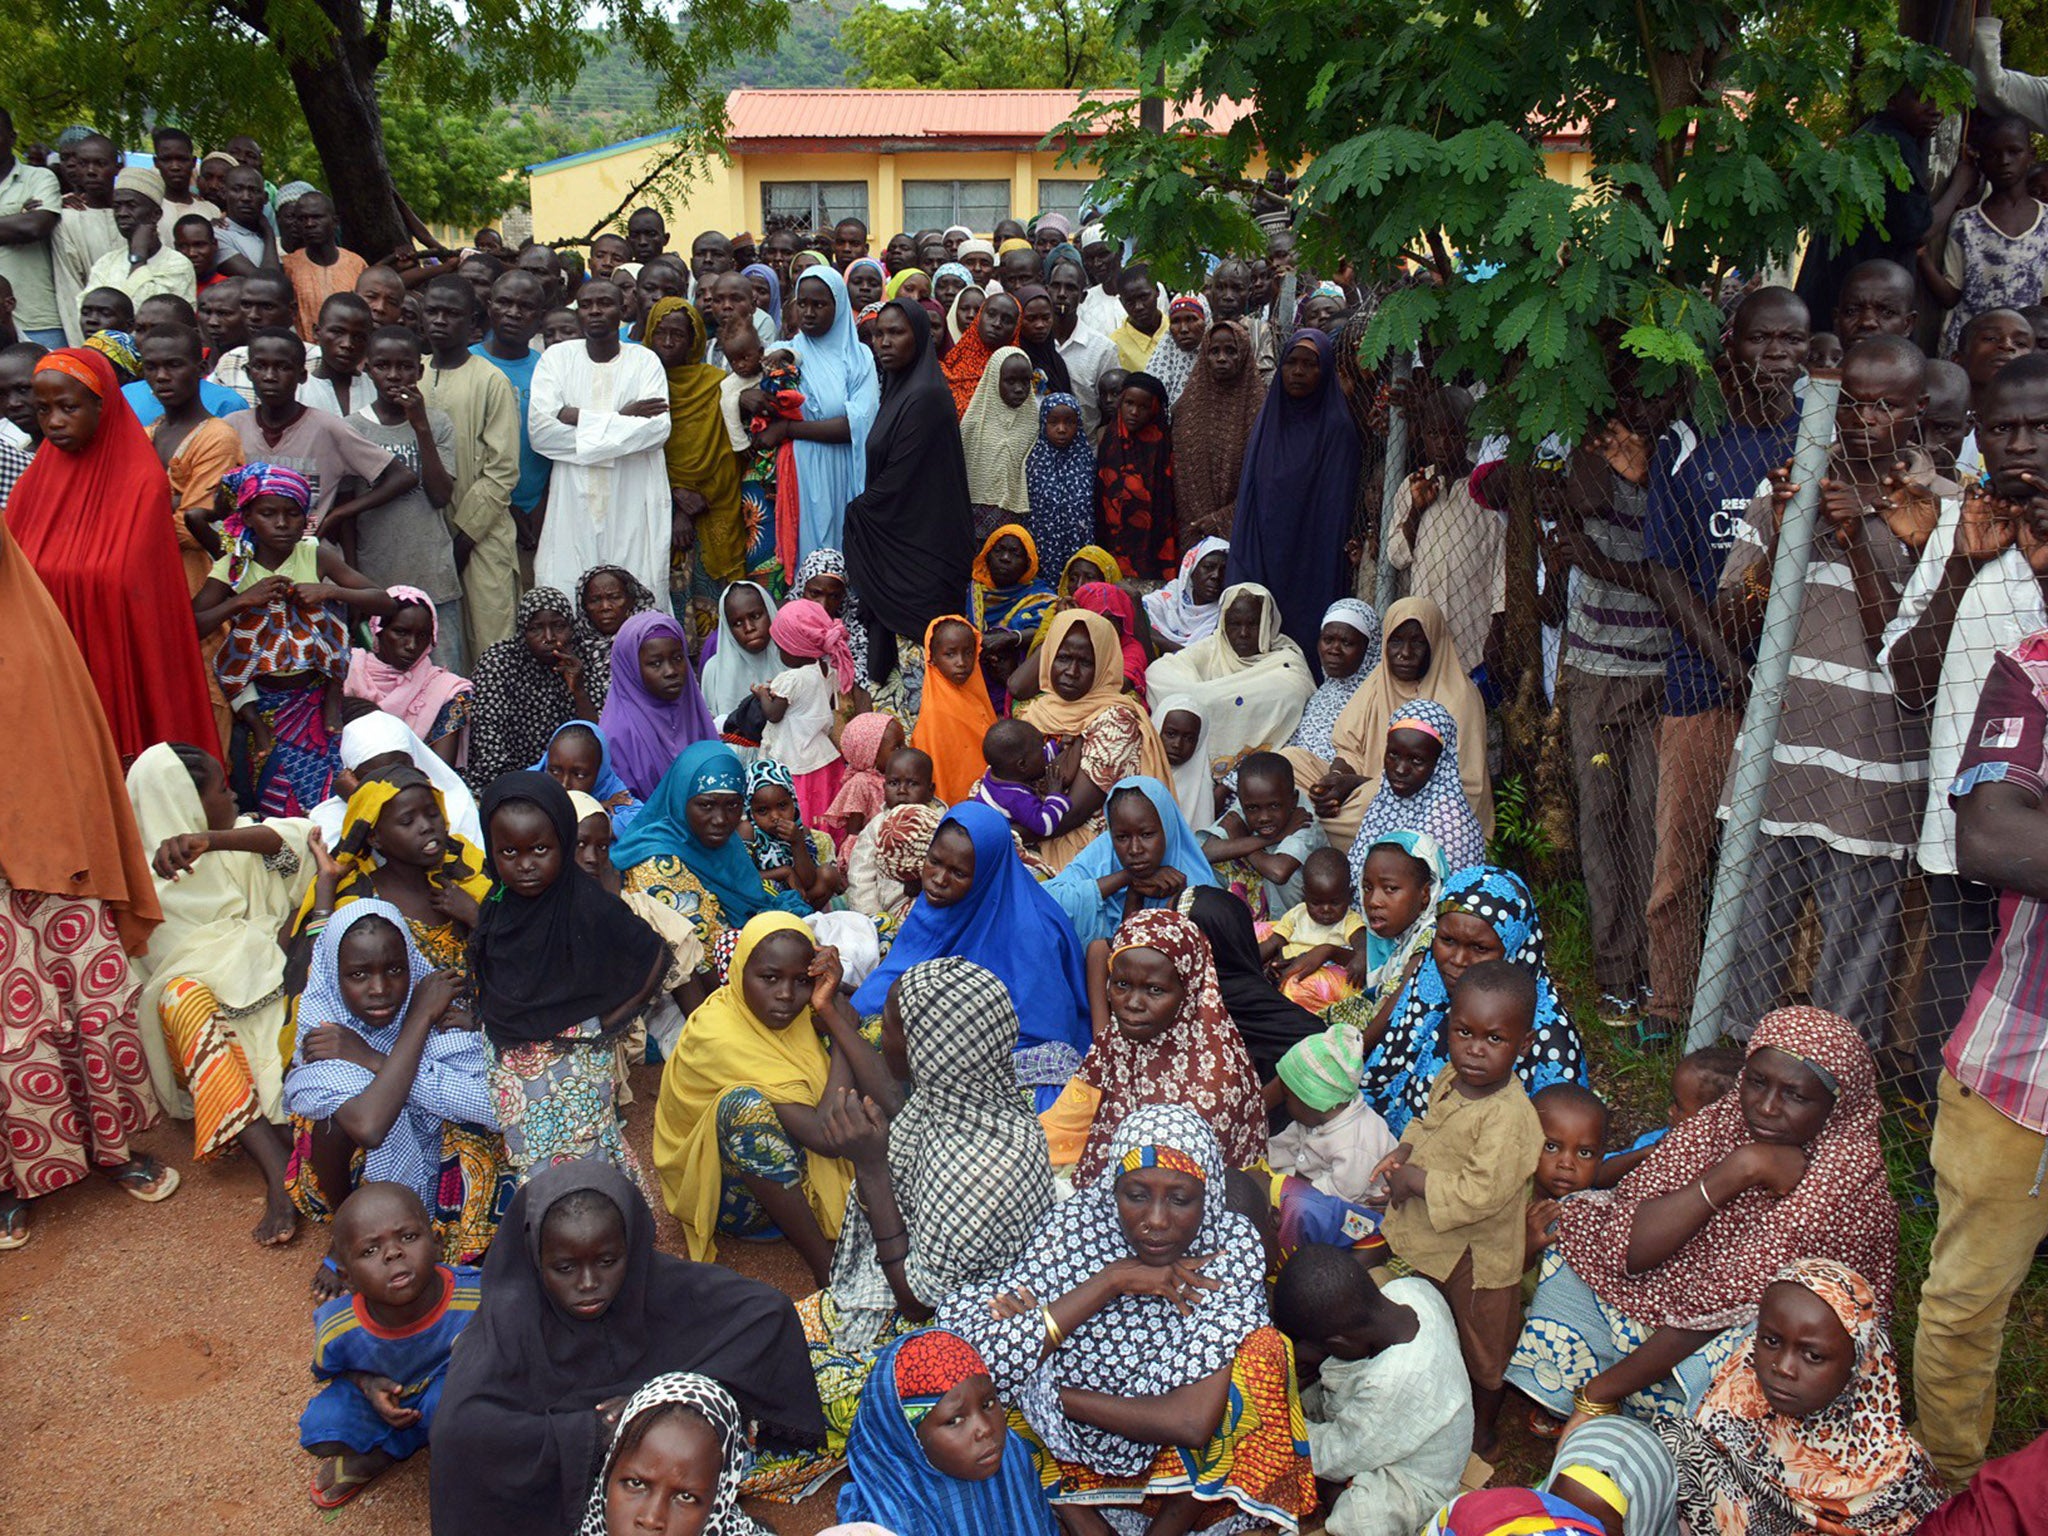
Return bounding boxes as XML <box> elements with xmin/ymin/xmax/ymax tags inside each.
<box><xmin>1037</xmin><ymin>180</ymin><xmax>1095</xmax><ymax>222</ymax></box>
<box><xmin>819</xmin><ymin>182</ymin><xmax>869</xmax><ymax>227</ymax></box>
<box><xmin>902</xmin><ymin>180</ymin><xmax>956</xmax><ymax>230</ymax></box>
<box><xmin>956</xmin><ymin>180</ymin><xmax>1009</xmax><ymax>232</ymax></box>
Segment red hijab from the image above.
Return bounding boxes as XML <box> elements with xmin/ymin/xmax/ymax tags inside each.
<box><xmin>5</xmin><ymin>348</ymin><xmax>218</xmax><ymax>759</ymax></box>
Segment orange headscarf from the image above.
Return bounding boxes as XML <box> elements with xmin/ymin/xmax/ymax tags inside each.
<box><xmin>942</xmin><ymin>304</ymin><xmax>1017</xmax><ymax>420</ymax></box>
<box><xmin>910</xmin><ymin>614</ymin><xmax>998</xmax><ymax>805</ymax></box>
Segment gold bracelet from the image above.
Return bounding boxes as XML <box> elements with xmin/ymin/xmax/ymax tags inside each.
<box><xmin>1698</xmin><ymin>1177</ymin><xmax>1720</xmax><ymax>1214</ymax></box>
<box><xmin>1042</xmin><ymin>1307</ymin><xmax>1065</xmax><ymax>1349</ymax></box>
<box><xmin>1572</xmin><ymin>1387</ymin><xmax>1619</xmax><ymax>1417</ymax></box>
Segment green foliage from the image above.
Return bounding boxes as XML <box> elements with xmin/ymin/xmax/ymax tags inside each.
<box><xmin>840</xmin><ymin>0</ymin><xmax>1135</xmax><ymax>89</ymax></box>
<box><xmin>1074</xmin><ymin>0</ymin><xmax>1972</xmax><ymax>449</ymax></box>
<box><xmin>1487</xmin><ymin>773</ymin><xmax>1558</xmax><ymax>871</ymax></box>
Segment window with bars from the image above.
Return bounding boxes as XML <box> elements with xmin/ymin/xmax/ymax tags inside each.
<box><xmin>1036</xmin><ymin>179</ymin><xmax>1097</xmax><ymax>224</ymax></box>
<box><xmin>761</xmin><ymin>181</ymin><xmax>870</xmax><ymax>236</ymax></box>
<box><xmin>902</xmin><ymin>179</ymin><xmax>1010</xmax><ymax>234</ymax></box>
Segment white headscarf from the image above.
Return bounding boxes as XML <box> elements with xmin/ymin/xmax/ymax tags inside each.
<box><xmin>309</xmin><ymin>712</ymin><xmax>482</xmax><ymax>848</ymax></box>
<box><xmin>698</xmin><ymin>580</ymin><xmax>783</xmax><ymax>723</ymax></box>
<box><xmin>1149</xmin><ymin>692</ymin><xmax>1216</xmax><ymax>829</ymax></box>
<box><xmin>1143</xmin><ymin>536</ymin><xmax>1229</xmax><ymax>647</ymax></box>
<box><xmin>1144</xmin><ymin>582</ymin><xmax>1318</xmax><ymax>772</ymax></box>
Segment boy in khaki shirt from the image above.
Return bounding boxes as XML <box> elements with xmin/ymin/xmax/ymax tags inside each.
<box><xmin>1372</xmin><ymin>959</ymin><xmax>1545</xmax><ymax>1456</ymax></box>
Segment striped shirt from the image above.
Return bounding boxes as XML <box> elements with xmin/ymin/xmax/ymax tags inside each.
<box><xmin>1564</xmin><ymin>474</ymin><xmax>1670</xmax><ymax>677</ymax></box>
<box><xmin>312</xmin><ymin>1264</ymin><xmax>483</xmax><ymax>1404</ymax></box>
<box><xmin>1948</xmin><ymin>636</ymin><xmax>2048</xmax><ymax>1135</ymax></box>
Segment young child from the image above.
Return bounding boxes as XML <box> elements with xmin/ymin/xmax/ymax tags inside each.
<box><xmin>1371</xmin><ymin>960</ymin><xmax>1544</xmax><ymax>1455</ymax></box>
<box><xmin>302</xmin><ymin>1182</ymin><xmax>484</xmax><ymax>1508</ymax></box>
<box><xmin>1386</xmin><ymin>386</ymin><xmax>1501</xmax><ymax>672</ymax></box>
<box><xmin>1524</xmin><ymin>1083</ymin><xmax>1609</xmax><ymax>1272</ymax></box>
<box><xmin>970</xmin><ymin>717</ymin><xmax>1071</xmax><ymax>838</ymax></box>
<box><xmin>1261</xmin><ymin>846</ymin><xmax>1368</xmax><ymax>1009</ymax></box>
<box><xmin>1343</xmin><ymin>832</ymin><xmax>1445</xmax><ymax>1017</ymax></box>
<box><xmin>193</xmin><ymin>462</ymin><xmax>394</xmax><ymax>814</ymax></box>
<box><xmin>1092</xmin><ymin>365</ymin><xmax>1127</xmax><ymax>449</ymax></box>
<box><xmin>716</xmin><ymin>325</ymin><xmax>786</xmax><ymax>593</ymax></box>
<box><xmin>540</xmin><ymin>307</ymin><xmax>582</xmax><ymax>348</ymax></box>
<box><xmin>1153</xmin><ymin>697</ymin><xmax>1215</xmax><ymax>827</ymax></box>
<box><xmin>350</xmin><ymin>325</ymin><xmax>466</xmax><ymax>668</ymax></box>
<box><xmin>1921</xmin><ymin>357</ymin><xmax>1973</xmax><ymax>481</ymax></box>
<box><xmin>1595</xmin><ymin>1046</ymin><xmax>1742</xmax><ymax>1188</ymax></box>
<box><xmin>1274</xmin><ymin>1243</ymin><xmax>1474</xmax><ymax>1536</ymax></box>
<box><xmin>1025</xmin><ymin>391</ymin><xmax>1096</xmax><ymax>582</ymax></box>
<box><xmin>1924</xmin><ymin>113</ymin><xmax>2048</xmax><ymax>357</ymax></box>
<box><xmin>846</xmin><ymin>747</ymin><xmax>941</xmax><ymax>919</ymax></box>
<box><xmin>1271</xmin><ymin>1021</ymin><xmax>1398</xmax><ymax>1205</ymax></box>
<box><xmin>910</xmin><ymin>615</ymin><xmax>998</xmax><ymax>806</ymax></box>
<box><xmin>536</xmin><ymin>719</ymin><xmax>641</xmax><ymax>830</ymax></box>
<box><xmin>579</xmin><ymin>1375</ymin><xmax>779</xmax><ymax>1536</ymax></box>
<box><xmin>823</xmin><ymin>710</ymin><xmax>902</xmax><ymax>850</ymax></box>
<box><xmin>751</xmin><ymin>346</ymin><xmax>806</xmax><ymax>577</ymax></box>
<box><xmin>746</xmin><ymin>758</ymin><xmax>844</xmax><ymax>909</ymax></box>
<box><xmin>303</xmin><ymin>291</ymin><xmax>372</xmax><ymax>417</ymax></box>
<box><xmin>1201</xmin><ymin>750</ymin><xmax>1324</xmax><ymax>919</ymax></box>
<box><xmin>756</xmin><ymin>597</ymin><xmax>857</xmax><ymax>825</ymax></box>
<box><xmin>599</xmin><ymin>610</ymin><xmax>719</xmax><ymax>800</ymax></box>
<box><xmin>961</xmin><ymin>347</ymin><xmax>1039</xmax><ymax>540</ymax></box>
<box><xmin>698</xmin><ymin>580</ymin><xmax>781</xmax><ymax>760</ymax></box>
<box><xmin>1805</xmin><ymin>330</ymin><xmax>1844</xmax><ymax>373</ymax></box>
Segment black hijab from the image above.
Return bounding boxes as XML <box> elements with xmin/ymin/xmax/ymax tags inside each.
<box><xmin>468</xmin><ymin>771</ymin><xmax>669</xmax><ymax>1047</ymax></box>
<box><xmin>1183</xmin><ymin>886</ymin><xmax>1322</xmax><ymax>1079</ymax></box>
<box><xmin>844</xmin><ymin>297</ymin><xmax>973</xmax><ymax>676</ymax></box>
<box><xmin>429</xmin><ymin>1161</ymin><xmax>824</xmax><ymax>1535</ymax></box>
<box><xmin>1007</xmin><ymin>283</ymin><xmax>1073</xmax><ymax>395</ymax></box>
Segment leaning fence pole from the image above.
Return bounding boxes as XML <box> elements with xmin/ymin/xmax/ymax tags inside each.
<box><xmin>1686</xmin><ymin>369</ymin><xmax>1841</xmax><ymax>1050</ymax></box>
<box><xmin>1377</xmin><ymin>404</ymin><xmax>1407</xmax><ymax>614</ymax></box>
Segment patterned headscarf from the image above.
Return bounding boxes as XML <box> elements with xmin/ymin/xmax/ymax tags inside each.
<box><xmin>744</xmin><ymin>757</ymin><xmax>802</xmax><ymax>872</ymax></box>
<box><xmin>792</xmin><ymin>545</ymin><xmax>869</xmax><ymax>689</ymax></box>
<box><xmin>1151</xmin><ymin>294</ymin><xmax>1209</xmax><ymax>405</ymax></box>
<box><xmin>1023</xmin><ymin>391</ymin><xmax>1096</xmax><ymax>578</ymax></box>
<box><xmin>84</xmin><ymin>328</ymin><xmax>141</xmax><ymax>383</ymax></box>
<box><xmin>823</xmin><ymin>710</ymin><xmax>896</xmax><ymax>839</ymax></box>
<box><xmin>1289</xmin><ymin>598</ymin><xmax>1383</xmax><ymax>759</ymax></box>
<box><xmin>1142</xmin><ymin>536</ymin><xmax>1230</xmax><ymax>647</ymax></box>
<box><xmin>1558</xmin><ymin>1008</ymin><xmax>1897</xmax><ymax>1330</ymax></box>
<box><xmin>463</xmin><ymin>586</ymin><xmax>616</xmax><ymax>791</ymax></box>
<box><xmin>826</xmin><ymin>957</ymin><xmax>1054</xmax><ymax>1348</ymax></box>
<box><xmin>1075</xmin><ymin>907</ymin><xmax>1268</xmax><ymax>1183</ymax></box>
<box><xmin>1350</xmin><ymin>698</ymin><xmax>1487</xmax><ymax>880</ymax></box>
<box><xmin>874</xmin><ymin>801</ymin><xmax>944</xmax><ymax>890</ymax></box>
<box><xmin>1656</xmin><ymin>1259</ymin><xmax>1942</xmax><ymax>1536</ymax></box>
<box><xmin>575</xmin><ymin>1373</ymin><xmax>768</xmax><ymax>1536</ymax></box>
<box><xmin>1361</xmin><ymin>863</ymin><xmax>1587</xmax><ymax>1134</ymax></box>
<box><xmin>224</xmin><ymin>460</ymin><xmax>313</xmax><ymax>512</ymax></box>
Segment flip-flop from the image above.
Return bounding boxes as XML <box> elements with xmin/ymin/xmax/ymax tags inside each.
<box><xmin>1528</xmin><ymin>1406</ymin><xmax>1566</xmax><ymax>1441</ymax></box>
<box><xmin>310</xmin><ymin>1455</ymin><xmax>377</xmax><ymax>1509</ymax></box>
<box><xmin>0</xmin><ymin>1204</ymin><xmax>27</xmax><ymax>1252</ymax></box>
<box><xmin>106</xmin><ymin>1159</ymin><xmax>181</xmax><ymax>1203</ymax></box>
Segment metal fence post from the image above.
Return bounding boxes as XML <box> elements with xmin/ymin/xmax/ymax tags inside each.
<box><xmin>1685</xmin><ymin>370</ymin><xmax>1842</xmax><ymax>1049</ymax></box>
<box><xmin>1377</xmin><ymin>404</ymin><xmax>1407</xmax><ymax>614</ymax></box>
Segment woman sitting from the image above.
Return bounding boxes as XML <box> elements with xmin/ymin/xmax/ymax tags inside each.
<box><xmin>1014</xmin><ymin>611</ymin><xmax>1175</xmax><ymax>870</ymax></box>
<box><xmin>343</xmin><ymin>587</ymin><xmax>473</xmax><ymax>767</ymax></box>
<box><xmin>128</xmin><ymin>740</ymin><xmax>316</xmax><ymax>1246</ymax></box>
<box><xmin>1654</xmin><ymin>1258</ymin><xmax>1942</xmax><ymax>1536</ymax></box>
<box><xmin>576</xmin><ymin>562</ymin><xmax>658</xmax><ymax>648</ymax></box>
<box><xmin>575</xmin><ymin>1373</ymin><xmax>772</xmax><ymax>1536</ymax></box>
<box><xmin>598</xmin><ymin>610</ymin><xmax>719</xmax><ymax>800</ymax></box>
<box><xmin>283</xmin><ymin>900</ymin><xmax>509</xmax><ymax>1289</ymax></box>
<box><xmin>1143</xmin><ymin>537</ymin><xmax>1230</xmax><ymax>652</ymax></box>
<box><xmin>968</xmin><ymin>524</ymin><xmax>1058</xmax><ymax>677</ymax></box>
<box><xmin>429</xmin><ymin>1161</ymin><xmax>824</xmax><ymax>1536</ymax></box>
<box><xmin>1277</xmin><ymin>598</ymin><xmax>1383</xmax><ymax>789</ymax></box>
<box><xmin>652</xmin><ymin>913</ymin><xmax>898</xmax><ymax>1286</ymax></box>
<box><xmin>1073</xmin><ymin>581</ymin><xmax>1152</xmax><ymax>704</ymax></box>
<box><xmin>1046</xmin><ymin>776</ymin><xmax>1221</xmax><ymax>950</ymax></box>
<box><xmin>1362</xmin><ymin>864</ymin><xmax>1587</xmax><ymax>1134</ymax></box>
<box><xmin>1312</xmin><ymin>595</ymin><xmax>1491</xmax><ymax>849</ymax></box>
<box><xmin>757</xmin><ymin>957</ymin><xmax>1058</xmax><ymax>1493</ymax></box>
<box><xmin>1509</xmin><ymin>1008</ymin><xmax>1897</xmax><ymax>1426</ymax></box>
<box><xmin>1145</xmin><ymin>582</ymin><xmax>1316</xmax><ymax>773</ymax></box>
<box><xmin>466</xmin><ymin>587</ymin><xmax>614</xmax><ymax>792</ymax></box>
<box><xmin>853</xmin><ymin>803</ymin><xmax>1090</xmax><ymax>1105</ymax></box>
<box><xmin>1347</xmin><ymin>699</ymin><xmax>1488</xmax><ymax>882</ymax></box>
<box><xmin>937</xmin><ymin>1103</ymin><xmax>1314</xmax><ymax>1536</ymax></box>
<box><xmin>836</xmin><ymin>1329</ymin><xmax>1061</xmax><ymax>1536</ymax></box>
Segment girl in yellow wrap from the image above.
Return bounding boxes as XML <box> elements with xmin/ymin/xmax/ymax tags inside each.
<box><xmin>653</xmin><ymin>912</ymin><xmax>901</xmax><ymax>1287</ymax></box>
<box><xmin>644</xmin><ymin>296</ymin><xmax>746</xmax><ymax>643</ymax></box>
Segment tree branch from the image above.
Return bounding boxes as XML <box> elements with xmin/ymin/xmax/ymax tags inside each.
<box><xmin>574</xmin><ymin>136</ymin><xmax>702</xmax><ymax>248</ymax></box>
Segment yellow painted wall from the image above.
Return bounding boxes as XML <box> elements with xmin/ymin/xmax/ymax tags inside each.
<box><xmin>529</xmin><ymin>135</ymin><xmax>1573</xmax><ymax>246</ymax></box>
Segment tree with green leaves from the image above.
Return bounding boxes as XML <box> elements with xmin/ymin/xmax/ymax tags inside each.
<box><xmin>840</xmin><ymin>0</ymin><xmax>1133</xmax><ymax>89</ymax></box>
<box><xmin>5</xmin><ymin>0</ymin><xmax>791</xmax><ymax>256</ymax></box>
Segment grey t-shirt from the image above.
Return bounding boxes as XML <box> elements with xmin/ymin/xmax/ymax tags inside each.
<box><xmin>347</xmin><ymin>406</ymin><xmax>463</xmax><ymax>606</ymax></box>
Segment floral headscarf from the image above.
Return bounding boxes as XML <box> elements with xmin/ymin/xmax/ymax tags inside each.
<box><xmin>1656</xmin><ymin>1258</ymin><xmax>1942</xmax><ymax>1536</ymax></box>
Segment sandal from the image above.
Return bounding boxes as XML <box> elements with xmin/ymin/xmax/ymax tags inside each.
<box><xmin>105</xmin><ymin>1158</ymin><xmax>181</xmax><ymax>1204</ymax></box>
<box><xmin>310</xmin><ymin>1455</ymin><xmax>379</xmax><ymax>1510</ymax></box>
<box><xmin>1528</xmin><ymin>1406</ymin><xmax>1566</xmax><ymax>1441</ymax></box>
<box><xmin>0</xmin><ymin>1202</ymin><xmax>26</xmax><ymax>1252</ymax></box>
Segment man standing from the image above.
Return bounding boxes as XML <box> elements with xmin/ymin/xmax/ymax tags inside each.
<box><xmin>123</xmin><ymin>294</ymin><xmax>246</xmax><ymax>424</ymax></box>
<box><xmin>1046</xmin><ymin>250</ymin><xmax>1117</xmax><ymax>437</ymax></box>
<box><xmin>514</xmin><ymin>242</ymin><xmax>567</xmax><ymax>309</ymax></box>
<box><xmin>527</xmin><ymin>277</ymin><xmax>674</xmax><ymax>607</ymax></box>
<box><xmin>1205</xmin><ymin>256</ymin><xmax>1274</xmax><ymax>387</ymax></box>
<box><xmin>626</xmin><ymin>207</ymin><xmax>669</xmax><ymax>265</ymax></box>
<box><xmin>1077</xmin><ymin>223</ymin><xmax>1125</xmax><ymax>337</ymax></box>
<box><xmin>689</xmin><ymin>230</ymin><xmax>733</xmax><ymax>295</ymax></box>
<box><xmin>148</xmin><ymin>127</ymin><xmax>219</xmax><ymax>242</ymax></box>
<box><xmin>173</xmin><ymin>214</ymin><xmax>226</xmax><ymax>290</ymax></box>
<box><xmin>282</xmin><ymin>191</ymin><xmax>367</xmax><ymax>343</ymax></box>
<box><xmin>197</xmin><ymin>276</ymin><xmax>247</xmax><ymax>370</ymax></box>
<box><xmin>1108</xmin><ymin>265</ymin><xmax>1167</xmax><ymax>374</ymax></box>
<box><xmin>832</xmin><ymin>217</ymin><xmax>869</xmax><ymax>269</ymax></box>
<box><xmin>0</xmin><ymin>107</ymin><xmax>64</xmax><ymax>348</ymax></box>
<box><xmin>211</xmin><ymin>271</ymin><xmax>312</xmax><ymax>405</ymax></box>
<box><xmin>475</xmin><ymin>269</ymin><xmax>553</xmax><ymax>587</ymax></box>
<box><xmin>216</xmin><ymin>163</ymin><xmax>279</xmax><ymax>271</ymax></box>
<box><xmin>52</xmin><ymin>132</ymin><xmax>122</xmax><ymax>344</ymax></box>
<box><xmin>82</xmin><ymin>168</ymin><xmax>197</xmax><ymax>325</ymax></box>
<box><xmin>1832</xmin><ymin>258</ymin><xmax>1919</xmax><ymax>346</ymax></box>
<box><xmin>589</xmin><ymin>232</ymin><xmax>631</xmax><ymax>282</ymax></box>
<box><xmin>417</xmin><ymin>272</ymin><xmax>521</xmax><ymax>652</ymax></box>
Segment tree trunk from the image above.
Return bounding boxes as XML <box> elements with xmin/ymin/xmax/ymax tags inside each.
<box><xmin>279</xmin><ymin>5</ymin><xmax>404</xmax><ymax>258</ymax></box>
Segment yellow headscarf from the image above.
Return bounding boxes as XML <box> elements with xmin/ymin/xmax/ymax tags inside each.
<box><xmin>293</xmin><ymin>775</ymin><xmax>494</xmax><ymax>929</ymax></box>
<box><xmin>645</xmin><ymin>295</ymin><xmax>746</xmax><ymax>582</ymax></box>
<box><xmin>652</xmin><ymin>912</ymin><xmax>853</xmax><ymax>1261</ymax></box>
<box><xmin>1020</xmin><ymin>608</ymin><xmax>1173</xmax><ymax>785</ymax></box>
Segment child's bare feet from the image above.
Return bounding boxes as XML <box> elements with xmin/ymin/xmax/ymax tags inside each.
<box><xmin>254</xmin><ymin>1188</ymin><xmax>299</xmax><ymax>1246</ymax></box>
<box><xmin>310</xmin><ymin>1251</ymin><xmax>346</xmax><ymax>1303</ymax></box>
<box><xmin>309</xmin><ymin>1448</ymin><xmax>394</xmax><ymax>1508</ymax></box>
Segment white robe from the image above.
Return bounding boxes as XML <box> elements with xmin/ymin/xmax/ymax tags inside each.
<box><xmin>528</xmin><ymin>340</ymin><xmax>674</xmax><ymax>607</ymax></box>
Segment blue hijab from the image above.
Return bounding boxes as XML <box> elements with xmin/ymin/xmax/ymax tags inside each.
<box><xmin>787</xmin><ymin>265</ymin><xmax>881</xmax><ymax>558</ymax></box>
<box><xmin>851</xmin><ymin>802</ymin><xmax>1090</xmax><ymax>1103</ymax></box>
<box><xmin>741</xmin><ymin>261</ymin><xmax>782</xmax><ymax>326</ymax></box>
<box><xmin>608</xmin><ymin>740</ymin><xmax>811</xmax><ymax>924</ymax></box>
<box><xmin>1360</xmin><ymin>862</ymin><xmax>1587</xmax><ymax>1134</ymax></box>
<box><xmin>837</xmin><ymin>1329</ymin><xmax>1060</xmax><ymax>1536</ymax></box>
<box><xmin>1044</xmin><ymin>775</ymin><xmax>1220</xmax><ymax>947</ymax></box>
<box><xmin>527</xmin><ymin>719</ymin><xmax>641</xmax><ymax>833</ymax></box>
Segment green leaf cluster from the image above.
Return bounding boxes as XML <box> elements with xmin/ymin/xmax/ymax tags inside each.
<box><xmin>839</xmin><ymin>0</ymin><xmax>1136</xmax><ymax>90</ymax></box>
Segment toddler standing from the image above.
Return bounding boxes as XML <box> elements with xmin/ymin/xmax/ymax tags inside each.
<box><xmin>1372</xmin><ymin>960</ymin><xmax>1543</xmax><ymax>1455</ymax></box>
<box><xmin>756</xmin><ymin>597</ymin><xmax>857</xmax><ymax>825</ymax></box>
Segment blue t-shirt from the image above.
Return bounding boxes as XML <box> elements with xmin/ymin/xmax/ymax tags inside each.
<box><xmin>1642</xmin><ymin>412</ymin><xmax>1800</xmax><ymax>715</ymax></box>
<box><xmin>122</xmin><ymin>377</ymin><xmax>247</xmax><ymax>426</ymax></box>
<box><xmin>471</xmin><ymin>343</ymin><xmax>550</xmax><ymax>513</ymax></box>
<box><xmin>311</xmin><ymin>1263</ymin><xmax>483</xmax><ymax>1404</ymax></box>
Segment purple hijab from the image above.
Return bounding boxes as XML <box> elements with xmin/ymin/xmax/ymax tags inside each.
<box><xmin>598</xmin><ymin>611</ymin><xmax>720</xmax><ymax>798</ymax></box>
<box><xmin>1224</xmin><ymin>328</ymin><xmax>1365</xmax><ymax>663</ymax></box>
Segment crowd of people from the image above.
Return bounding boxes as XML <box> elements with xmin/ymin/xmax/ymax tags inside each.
<box><xmin>6</xmin><ymin>20</ymin><xmax>2048</xmax><ymax>1531</ymax></box>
